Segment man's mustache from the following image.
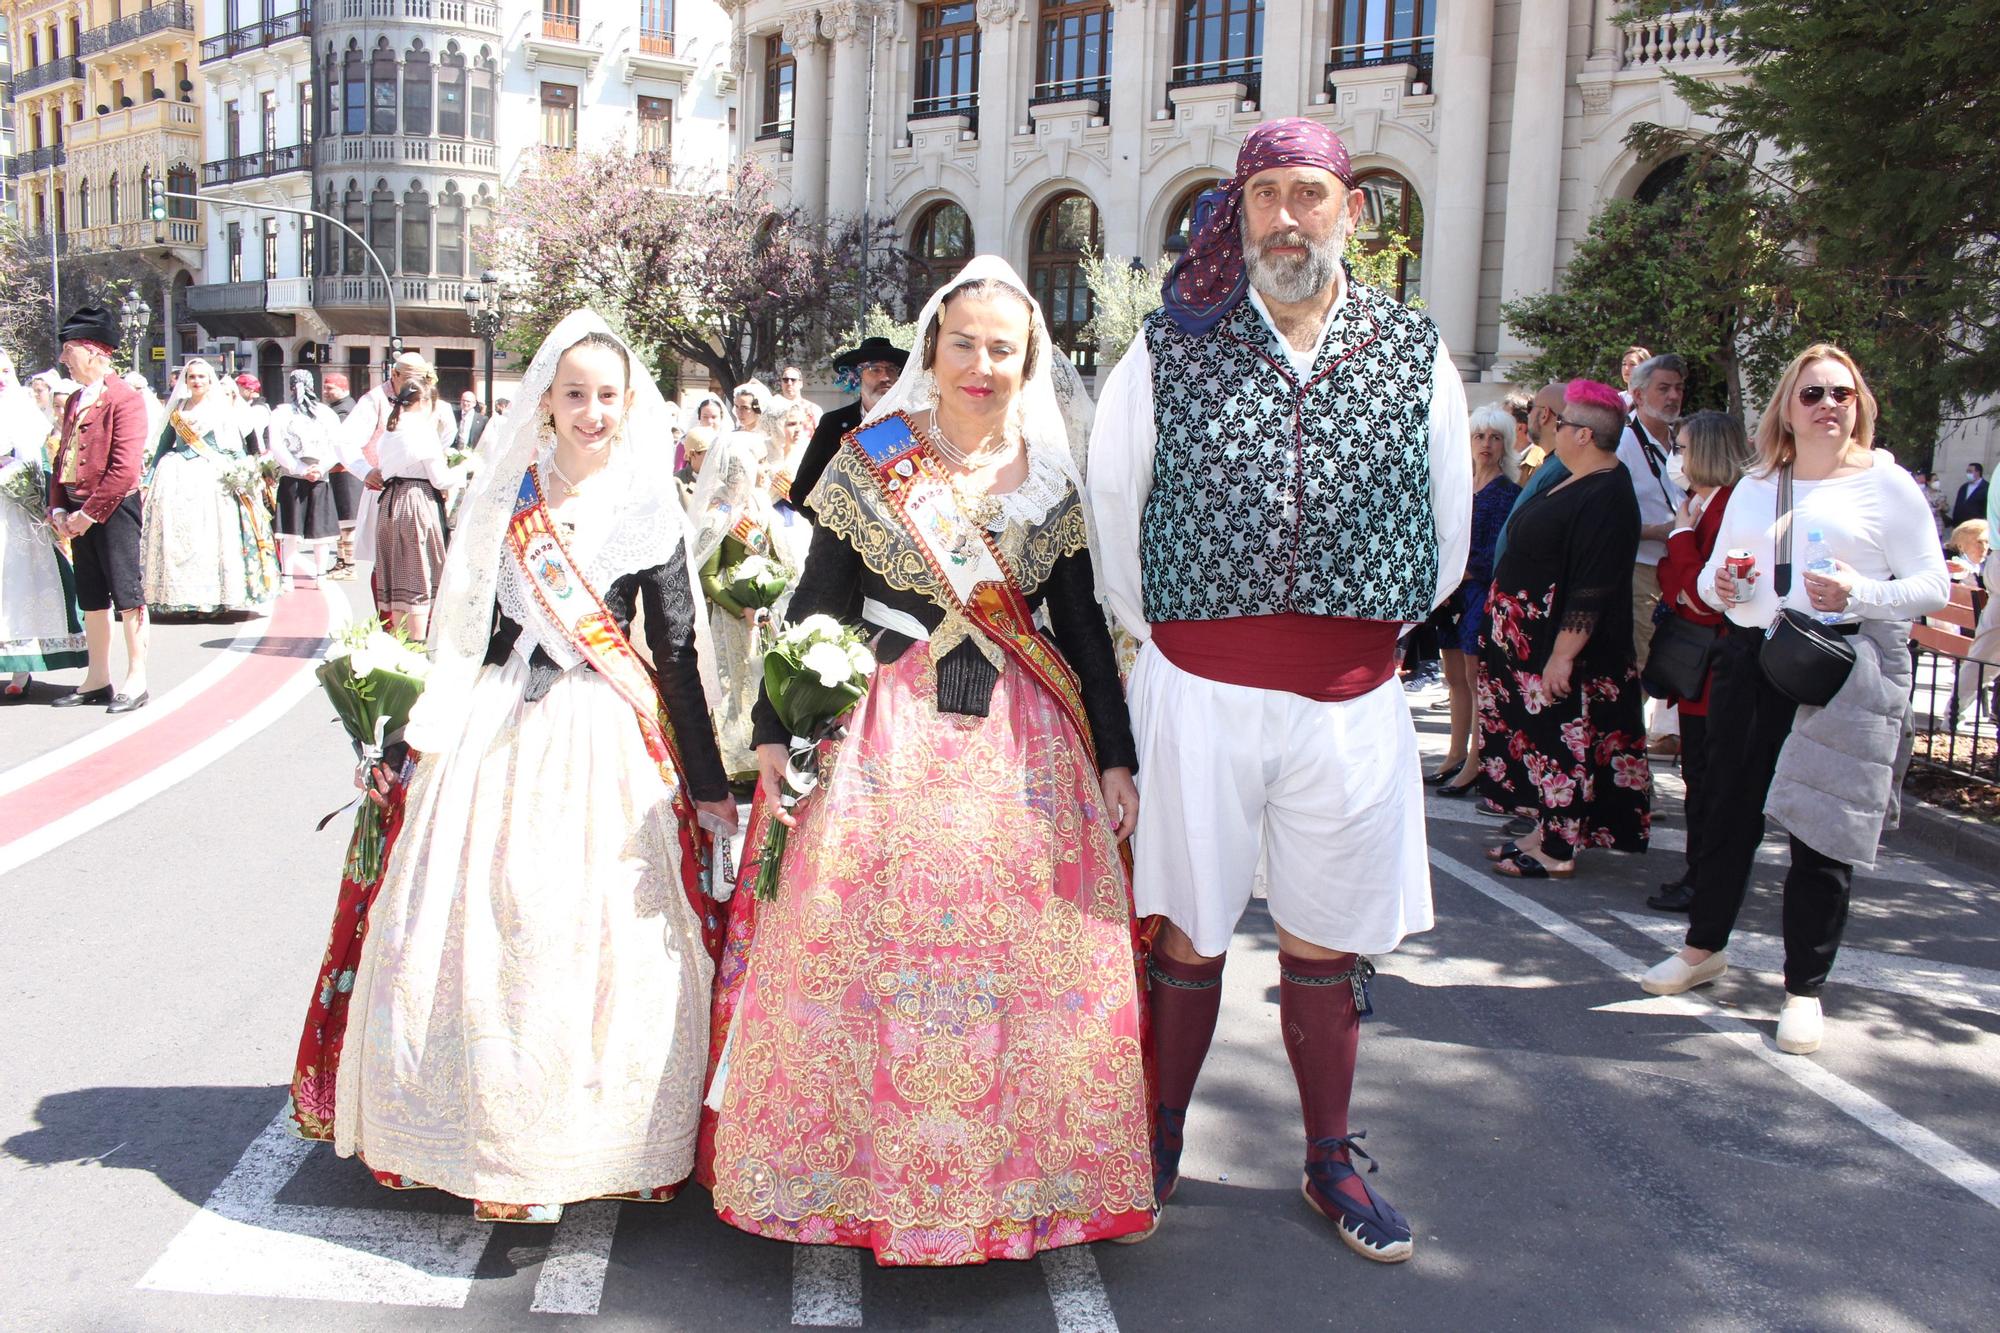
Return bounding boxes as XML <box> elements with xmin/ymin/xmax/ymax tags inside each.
<box><xmin>1257</xmin><ymin>231</ymin><xmax>1315</xmax><ymax>259</ymax></box>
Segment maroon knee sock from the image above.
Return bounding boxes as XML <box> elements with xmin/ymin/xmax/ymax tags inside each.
<box><xmin>1148</xmin><ymin>951</ymin><xmax>1227</xmax><ymax>1115</ymax></box>
<box><xmin>1279</xmin><ymin>950</ymin><xmax>1370</xmax><ymax>1208</ymax></box>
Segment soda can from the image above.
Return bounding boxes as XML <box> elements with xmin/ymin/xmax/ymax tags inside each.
<box><xmin>1724</xmin><ymin>549</ymin><xmax>1756</xmax><ymax>602</ymax></box>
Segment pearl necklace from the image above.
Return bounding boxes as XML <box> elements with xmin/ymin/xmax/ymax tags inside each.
<box><xmin>924</xmin><ymin>416</ymin><xmax>1013</xmax><ymax>471</ymax></box>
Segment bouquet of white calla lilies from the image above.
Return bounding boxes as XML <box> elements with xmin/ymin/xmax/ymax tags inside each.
<box><xmin>316</xmin><ymin>621</ymin><xmax>431</xmax><ymax>884</ymax></box>
<box><xmin>748</xmin><ymin>614</ymin><xmax>877</xmax><ymax>901</ymax></box>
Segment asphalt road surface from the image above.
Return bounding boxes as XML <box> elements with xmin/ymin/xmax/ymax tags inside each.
<box><xmin>4</xmin><ymin>583</ymin><xmax>1997</xmax><ymax>1330</ymax></box>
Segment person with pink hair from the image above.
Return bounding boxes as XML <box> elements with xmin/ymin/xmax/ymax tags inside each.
<box><xmin>1474</xmin><ymin>379</ymin><xmax>1653</xmax><ymax>878</ymax></box>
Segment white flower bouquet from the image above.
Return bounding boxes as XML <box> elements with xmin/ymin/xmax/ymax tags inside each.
<box><xmin>316</xmin><ymin>621</ymin><xmax>430</xmax><ymax>883</ymax></box>
<box><xmin>0</xmin><ymin>456</ymin><xmax>49</xmax><ymax>528</ymax></box>
<box><xmin>724</xmin><ymin>551</ymin><xmax>791</xmax><ymax>612</ymax></box>
<box><xmin>219</xmin><ymin>456</ymin><xmax>265</xmax><ymax>497</ymax></box>
<box><xmin>748</xmin><ymin>613</ymin><xmax>875</xmax><ymax>901</ymax></box>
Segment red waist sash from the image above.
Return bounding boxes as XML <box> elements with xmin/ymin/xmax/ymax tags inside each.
<box><xmin>1152</xmin><ymin>614</ymin><xmax>1403</xmax><ymax>702</ymax></box>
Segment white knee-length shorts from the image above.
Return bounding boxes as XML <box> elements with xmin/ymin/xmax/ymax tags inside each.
<box><xmin>1129</xmin><ymin>640</ymin><xmax>1435</xmax><ymax>958</ymax></box>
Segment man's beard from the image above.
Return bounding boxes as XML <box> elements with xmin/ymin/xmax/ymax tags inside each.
<box><xmin>1245</xmin><ymin>226</ymin><xmax>1343</xmax><ymax>304</ymax></box>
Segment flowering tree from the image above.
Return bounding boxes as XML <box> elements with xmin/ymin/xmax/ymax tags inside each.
<box><xmin>486</xmin><ymin>150</ymin><xmax>904</xmax><ymax>390</ymax></box>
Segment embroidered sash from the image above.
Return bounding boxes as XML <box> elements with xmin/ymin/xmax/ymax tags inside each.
<box><xmin>840</xmin><ymin>412</ymin><xmax>1099</xmax><ymax>764</ymax></box>
<box><xmin>169</xmin><ymin>409</ymin><xmax>235</xmax><ymax>465</ymax></box>
<box><xmin>505</xmin><ymin>466</ymin><xmax>725</xmax><ymax>961</ymax></box>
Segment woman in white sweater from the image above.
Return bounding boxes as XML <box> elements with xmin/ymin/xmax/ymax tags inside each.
<box><xmin>1639</xmin><ymin>345</ymin><xmax>1948</xmax><ymax>1055</ymax></box>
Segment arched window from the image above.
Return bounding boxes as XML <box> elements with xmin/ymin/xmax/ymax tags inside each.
<box><xmin>404</xmin><ymin>41</ymin><xmax>433</xmax><ymax>136</ymax></box>
<box><xmin>107</xmin><ymin>171</ymin><xmax>120</xmax><ymax>224</ymax></box>
<box><xmin>906</xmin><ymin>199</ymin><xmax>972</xmax><ymax>311</ymax></box>
<box><xmin>1634</xmin><ymin>155</ymin><xmax>1691</xmax><ymax>206</ymax></box>
<box><xmin>342</xmin><ymin>180</ymin><xmax>365</xmax><ymax>274</ymax></box>
<box><xmin>319</xmin><ymin>183</ymin><xmax>338</xmax><ymax>275</ymax></box>
<box><xmin>438</xmin><ymin>46</ymin><xmax>466</xmax><ymax>138</ymax></box>
<box><xmin>469</xmin><ymin>185</ymin><xmax>494</xmax><ymax>272</ymax></box>
<box><xmin>436</xmin><ymin>184</ymin><xmax>466</xmax><ymax>278</ymax></box>
<box><xmin>370</xmin><ymin>38</ymin><xmax>398</xmax><ymax>136</ymax></box>
<box><xmin>1351</xmin><ymin>168</ymin><xmax>1424</xmax><ymax>303</ymax></box>
<box><xmin>77</xmin><ymin>178</ymin><xmax>90</xmax><ymax>229</ymax></box>
<box><xmin>1160</xmin><ymin>181</ymin><xmax>1213</xmax><ymax>263</ymax></box>
<box><xmin>369</xmin><ymin>179</ymin><xmax>397</xmax><ymax>275</ymax></box>
<box><xmin>166</xmin><ymin>164</ymin><xmax>196</xmax><ymax>218</ymax></box>
<box><xmin>402</xmin><ymin>182</ymin><xmax>431</xmax><ymax>276</ymax></box>
<box><xmin>1029</xmin><ymin>190</ymin><xmax>1100</xmax><ymax>372</ymax></box>
<box><xmin>342</xmin><ymin>41</ymin><xmax>365</xmax><ymax>136</ymax></box>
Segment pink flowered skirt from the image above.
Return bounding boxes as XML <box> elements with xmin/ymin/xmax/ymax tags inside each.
<box><xmin>702</xmin><ymin>644</ymin><xmax>1154</xmax><ymax>1264</ymax></box>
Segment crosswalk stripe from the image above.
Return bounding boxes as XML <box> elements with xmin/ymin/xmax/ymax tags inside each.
<box><xmin>1041</xmin><ymin>1247</ymin><xmax>1120</xmax><ymax>1333</ymax></box>
<box><xmin>531</xmin><ymin>1200</ymin><xmax>621</xmax><ymax>1315</ymax></box>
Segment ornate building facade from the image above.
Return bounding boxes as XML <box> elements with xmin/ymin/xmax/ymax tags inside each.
<box><xmin>3</xmin><ymin>0</ymin><xmax>206</xmax><ymax>379</ymax></box>
<box><xmin>723</xmin><ymin>0</ymin><xmax>1736</xmax><ymax>394</ymax></box>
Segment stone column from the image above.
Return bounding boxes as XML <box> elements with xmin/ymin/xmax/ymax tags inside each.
<box><xmin>1257</xmin><ymin>0</ymin><xmax>1308</xmax><ymax>115</ymax></box>
<box><xmin>974</xmin><ymin>1</ymin><xmax>1021</xmax><ymax>256</ymax></box>
<box><xmin>785</xmin><ymin>10</ymin><xmax>829</xmax><ymax>221</ymax></box>
<box><xmin>1496</xmin><ymin>0</ymin><xmax>1568</xmax><ymax>363</ymax></box>
<box><xmin>1423</xmin><ymin>0</ymin><xmax>1493</xmax><ymax>371</ymax></box>
<box><xmin>824</xmin><ymin>1</ymin><xmax>890</xmax><ymax>221</ymax></box>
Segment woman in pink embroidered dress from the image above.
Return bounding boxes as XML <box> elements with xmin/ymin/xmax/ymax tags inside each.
<box><xmin>698</xmin><ymin>257</ymin><xmax>1154</xmax><ymax>1265</ymax></box>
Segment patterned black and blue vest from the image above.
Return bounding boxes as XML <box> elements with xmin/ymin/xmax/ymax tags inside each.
<box><xmin>1139</xmin><ymin>279</ymin><xmax>1441</xmax><ymax>624</ymax></box>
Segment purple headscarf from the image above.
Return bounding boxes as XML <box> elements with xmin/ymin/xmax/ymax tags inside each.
<box><xmin>1161</xmin><ymin>118</ymin><xmax>1357</xmax><ymax>337</ymax></box>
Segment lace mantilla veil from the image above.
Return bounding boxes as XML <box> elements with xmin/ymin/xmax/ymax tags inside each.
<box><xmin>406</xmin><ymin>310</ymin><xmax>717</xmax><ymax>754</ymax></box>
<box><xmin>863</xmin><ymin>253</ymin><xmax>1105</xmax><ymax>591</ymax></box>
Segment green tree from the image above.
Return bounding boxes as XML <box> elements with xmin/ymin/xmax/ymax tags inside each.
<box><xmin>1501</xmin><ymin>160</ymin><xmax>1789</xmax><ymax>416</ymax></box>
<box><xmin>1624</xmin><ymin>0</ymin><xmax>2000</xmax><ymax>457</ymax></box>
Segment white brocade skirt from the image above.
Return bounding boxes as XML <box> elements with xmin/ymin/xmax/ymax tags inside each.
<box><xmin>334</xmin><ymin>653</ymin><xmax>713</xmax><ymax>1204</ymax></box>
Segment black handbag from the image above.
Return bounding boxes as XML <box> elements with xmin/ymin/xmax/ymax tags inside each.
<box><xmin>1759</xmin><ymin>466</ymin><xmax>1857</xmax><ymax>707</ymax></box>
<box><xmin>1642</xmin><ymin>609</ymin><xmax>1719</xmax><ymax>701</ymax></box>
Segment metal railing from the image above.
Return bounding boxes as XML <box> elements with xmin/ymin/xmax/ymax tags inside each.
<box><xmin>20</xmin><ymin>143</ymin><xmax>66</xmax><ymax>172</ymax></box>
<box><xmin>200</xmin><ymin>8</ymin><xmax>311</xmax><ymax>64</ymax></box>
<box><xmin>202</xmin><ymin>145</ymin><xmax>311</xmax><ymax>187</ymax></box>
<box><xmin>79</xmin><ymin>1</ymin><xmax>195</xmax><ymax>57</ymax></box>
<box><xmin>1327</xmin><ymin>35</ymin><xmax>1436</xmax><ymax>70</ymax></box>
<box><xmin>542</xmin><ymin>9</ymin><xmax>581</xmax><ymax>41</ymax></box>
<box><xmin>1908</xmin><ymin>589</ymin><xmax>1999</xmax><ymax>786</ymax></box>
<box><xmin>337</xmin><ymin>0</ymin><xmax>498</xmax><ymax>24</ymax></box>
<box><xmin>8</xmin><ymin>56</ymin><xmax>84</xmax><ymax>98</ymax></box>
<box><xmin>1032</xmin><ymin>79</ymin><xmax>1110</xmax><ymax>105</ymax></box>
<box><xmin>1620</xmin><ymin>4</ymin><xmax>1734</xmax><ymax>70</ymax></box>
<box><xmin>314</xmin><ymin>136</ymin><xmax>497</xmax><ymax>170</ymax></box>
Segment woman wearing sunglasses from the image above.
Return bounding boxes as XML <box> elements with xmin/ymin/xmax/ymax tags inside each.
<box><xmin>1641</xmin><ymin>345</ymin><xmax>1948</xmax><ymax>1056</ymax></box>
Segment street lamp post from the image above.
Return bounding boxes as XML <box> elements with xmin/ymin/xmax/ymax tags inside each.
<box><xmin>463</xmin><ymin>271</ymin><xmax>503</xmax><ymax>411</ymax></box>
<box><xmin>119</xmin><ymin>289</ymin><xmax>152</xmax><ymax>388</ymax></box>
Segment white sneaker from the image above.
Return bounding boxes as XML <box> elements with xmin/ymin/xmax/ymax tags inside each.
<box><xmin>1640</xmin><ymin>950</ymin><xmax>1728</xmax><ymax>995</ymax></box>
<box><xmin>1776</xmin><ymin>994</ymin><xmax>1823</xmax><ymax>1054</ymax></box>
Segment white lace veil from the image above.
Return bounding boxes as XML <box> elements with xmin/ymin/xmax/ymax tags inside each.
<box><xmin>864</xmin><ymin>254</ymin><xmax>1105</xmax><ymax>593</ymax></box>
<box><xmin>406</xmin><ymin>310</ymin><xmax>717</xmax><ymax>753</ymax></box>
<box><xmin>686</xmin><ymin>426</ymin><xmax>780</xmax><ymax>568</ymax></box>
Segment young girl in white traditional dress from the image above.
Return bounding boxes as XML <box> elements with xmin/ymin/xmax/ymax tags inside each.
<box><xmin>307</xmin><ymin>313</ymin><xmax>738</xmax><ymax>1221</ymax></box>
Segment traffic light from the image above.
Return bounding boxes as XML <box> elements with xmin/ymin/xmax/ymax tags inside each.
<box><xmin>148</xmin><ymin>178</ymin><xmax>167</xmax><ymax>222</ymax></box>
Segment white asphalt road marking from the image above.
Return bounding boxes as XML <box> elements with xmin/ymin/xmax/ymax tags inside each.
<box><xmin>138</xmin><ymin>1107</ymin><xmax>490</xmax><ymax>1308</ymax></box>
<box><xmin>1430</xmin><ymin>849</ymin><xmax>2000</xmax><ymax>1212</ymax></box>
<box><xmin>0</xmin><ymin>584</ymin><xmax>349</xmax><ymax>877</ymax></box>
<box><xmin>791</xmin><ymin>1246</ymin><xmax>863</xmax><ymax>1326</ymax></box>
<box><xmin>0</xmin><ymin>611</ymin><xmax>267</xmax><ymax>800</ymax></box>
<box><xmin>531</xmin><ymin>1200</ymin><xmax>621</xmax><ymax>1315</ymax></box>
<box><xmin>1610</xmin><ymin>911</ymin><xmax>2000</xmax><ymax>1014</ymax></box>
<box><xmin>1041</xmin><ymin>1247</ymin><xmax>1120</xmax><ymax>1333</ymax></box>
<box><xmin>1423</xmin><ymin>795</ymin><xmax>1952</xmax><ymax>887</ymax></box>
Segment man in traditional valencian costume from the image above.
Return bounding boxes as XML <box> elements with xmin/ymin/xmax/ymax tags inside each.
<box><xmin>1089</xmin><ymin>120</ymin><xmax>1470</xmax><ymax>1262</ymax></box>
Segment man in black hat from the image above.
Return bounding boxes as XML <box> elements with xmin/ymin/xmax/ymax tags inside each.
<box><xmin>47</xmin><ymin>305</ymin><xmax>152</xmax><ymax>712</ymax></box>
<box><xmin>787</xmin><ymin>335</ymin><xmax>907</xmax><ymax>518</ymax></box>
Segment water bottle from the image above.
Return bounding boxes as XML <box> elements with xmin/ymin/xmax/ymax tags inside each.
<box><xmin>1802</xmin><ymin>529</ymin><xmax>1840</xmax><ymax>624</ymax></box>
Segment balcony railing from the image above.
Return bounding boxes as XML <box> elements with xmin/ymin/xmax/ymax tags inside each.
<box><xmin>313</xmin><ymin>135</ymin><xmax>497</xmax><ymax>171</ymax></box>
<box><xmin>1327</xmin><ymin>36</ymin><xmax>1436</xmax><ymax>72</ymax></box>
<box><xmin>317</xmin><ymin>274</ymin><xmax>479</xmax><ymax>306</ymax></box>
<box><xmin>202</xmin><ymin>145</ymin><xmax>311</xmax><ymax>187</ymax></box>
<box><xmin>19</xmin><ymin>144</ymin><xmax>67</xmax><ymax>173</ymax></box>
<box><xmin>72</xmin><ymin>217</ymin><xmax>203</xmax><ymax>251</ymax></box>
<box><xmin>79</xmin><ymin>2</ymin><xmax>195</xmax><ymax>58</ymax></box>
<box><xmin>911</xmin><ymin>94</ymin><xmax>978</xmax><ymax>119</ymax></box>
<box><xmin>65</xmin><ymin>99</ymin><xmax>200</xmax><ymax>152</ymax></box>
<box><xmin>542</xmin><ymin>10</ymin><xmax>581</xmax><ymax>42</ymax></box>
<box><xmin>639</xmin><ymin>28</ymin><xmax>675</xmax><ymax>56</ymax></box>
<box><xmin>200</xmin><ymin>8</ymin><xmax>311</xmax><ymax>64</ymax></box>
<box><xmin>8</xmin><ymin>56</ymin><xmax>84</xmax><ymax>99</ymax></box>
<box><xmin>336</xmin><ymin>0</ymin><xmax>500</xmax><ymax>26</ymax></box>
<box><xmin>1033</xmin><ymin>78</ymin><xmax>1110</xmax><ymax>106</ymax></box>
<box><xmin>186</xmin><ymin>279</ymin><xmax>268</xmax><ymax>317</ymax></box>
<box><xmin>1621</xmin><ymin>5</ymin><xmax>1734</xmax><ymax>69</ymax></box>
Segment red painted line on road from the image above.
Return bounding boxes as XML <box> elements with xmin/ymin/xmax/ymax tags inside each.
<box><xmin>0</xmin><ymin>591</ymin><xmax>332</xmax><ymax>848</ymax></box>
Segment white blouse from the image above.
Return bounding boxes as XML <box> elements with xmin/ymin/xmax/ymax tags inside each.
<box><xmin>1697</xmin><ymin>453</ymin><xmax>1950</xmax><ymax>627</ymax></box>
<box><xmin>375</xmin><ymin>409</ymin><xmax>465</xmax><ymax>488</ymax></box>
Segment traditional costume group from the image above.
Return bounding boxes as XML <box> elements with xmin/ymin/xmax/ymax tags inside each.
<box><xmin>286</xmin><ymin>122</ymin><xmax>1466</xmax><ymax>1268</ymax></box>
